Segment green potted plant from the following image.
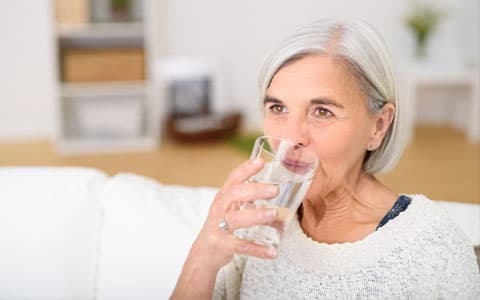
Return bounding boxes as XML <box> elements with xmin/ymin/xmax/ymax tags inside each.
<box><xmin>110</xmin><ymin>0</ymin><xmax>131</xmax><ymax>22</ymax></box>
<box><xmin>405</xmin><ymin>1</ymin><xmax>445</xmax><ymax>59</ymax></box>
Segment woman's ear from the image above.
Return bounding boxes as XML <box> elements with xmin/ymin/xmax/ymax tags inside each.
<box><xmin>367</xmin><ymin>103</ymin><xmax>395</xmax><ymax>151</ymax></box>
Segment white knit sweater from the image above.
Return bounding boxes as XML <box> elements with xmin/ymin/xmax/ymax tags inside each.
<box><xmin>213</xmin><ymin>195</ymin><xmax>480</xmax><ymax>299</ymax></box>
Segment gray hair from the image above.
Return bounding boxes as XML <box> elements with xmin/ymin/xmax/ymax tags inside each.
<box><xmin>258</xmin><ymin>19</ymin><xmax>406</xmax><ymax>174</ymax></box>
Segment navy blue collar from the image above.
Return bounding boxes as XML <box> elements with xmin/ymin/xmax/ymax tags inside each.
<box><xmin>376</xmin><ymin>195</ymin><xmax>412</xmax><ymax>230</ymax></box>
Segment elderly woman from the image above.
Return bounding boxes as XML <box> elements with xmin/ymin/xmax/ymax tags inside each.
<box><xmin>172</xmin><ymin>20</ymin><xmax>480</xmax><ymax>299</ymax></box>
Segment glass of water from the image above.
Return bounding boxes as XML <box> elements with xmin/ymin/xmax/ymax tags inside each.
<box><xmin>234</xmin><ymin>136</ymin><xmax>319</xmax><ymax>250</ymax></box>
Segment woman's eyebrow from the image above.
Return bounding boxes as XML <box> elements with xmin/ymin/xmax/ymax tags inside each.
<box><xmin>263</xmin><ymin>96</ymin><xmax>283</xmax><ymax>105</ymax></box>
<box><xmin>264</xmin><ymin>95</ymin><xmax>344</xmax><ymax>109</ymax></box>
<box><xmin>310</xmin><ymin>98</ymin><xmax>344</xmax><ymax>109</ymax></box>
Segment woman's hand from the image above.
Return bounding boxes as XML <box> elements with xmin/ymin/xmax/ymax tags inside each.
<box><xmin>171</xmin><ymin>158</ymin><xmax>279</xmax><ymax>300</ymax></box>
<box><xmin>194</xmin><ymin>158</ymin><xmax>280</xmax><ymax>269</ymax></box>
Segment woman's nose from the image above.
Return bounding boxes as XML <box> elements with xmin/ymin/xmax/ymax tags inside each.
<box><xmin>282</xmin><ymin>115</ymin><xmax>309</xmax><ymax>146</ymax></box>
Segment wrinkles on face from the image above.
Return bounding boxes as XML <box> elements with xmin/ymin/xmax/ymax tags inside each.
<box><xmin>264</xmin><ymin>54</ymin><xmax>374</xmax><ymax>196</ymax></box>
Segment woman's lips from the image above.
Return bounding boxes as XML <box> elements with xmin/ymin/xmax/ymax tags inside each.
<box><xmin>283</xmin><ymin>158</ymin><xmax>309</xmax><ymax>167</ymax></box>
<box><xmin>282</xmin><ymin>158</ymin><xmax>313</xmax><ymax>174</ymax></box>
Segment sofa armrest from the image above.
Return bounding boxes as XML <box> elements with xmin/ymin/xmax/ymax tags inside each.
<box><xmin>96</xmin><ymin>173</ymin><xmax>217</xmax><ymax>300</ymax></box>
<box><xmin>0</xmin><ymin>167</ymin><xmax>107</xmax><ymax>300</ymax></box>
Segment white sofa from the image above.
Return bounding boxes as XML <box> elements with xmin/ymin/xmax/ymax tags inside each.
<box><xmin>0</xmin><ymin>167</ymin><xmax>478</xmax><ymax>300</ymax></box>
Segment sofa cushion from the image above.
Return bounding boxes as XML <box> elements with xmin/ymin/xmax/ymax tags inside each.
<box><xmin>96</xmin><ymin>173</ymin><xmax>216</xmax><ymax>300</ymax></box>
<box><xmin>0</xmin><ymin>167</ymin><xmax>107</xmax><ymax>300</ymax></box>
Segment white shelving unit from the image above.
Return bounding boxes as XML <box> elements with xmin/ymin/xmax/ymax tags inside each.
<box><xmin>57</xmin><ymin>22</ymin><xmax>144</xmax><ymax>39</ymax></box>
<box><xmin>53</xmin><ymin>0</ymin><xmax>159</xmax><ymax>154</ymax></box>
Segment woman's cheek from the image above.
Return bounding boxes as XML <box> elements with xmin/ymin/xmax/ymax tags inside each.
<box><xmin>263</xmin><ymin>119</ymin><xmax>282</xmax><ymax>137</ymax></box>
<box><xmin>309</xmin><ymin>133</ymin><xmax>346</xmax><ymax>178</ymax></box>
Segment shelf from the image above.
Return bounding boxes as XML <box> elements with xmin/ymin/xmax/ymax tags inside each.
<box><xmin>56</xmin><ymin>135</ymin><xmax>157</xmax><ymax>155</ymax></box>
<box><xmin>61</xmin><ymin>81</ymin><xmax>148</xmax><ymax>98</ymax></box>
<box><xmin>399</xmin><ymin>63</ymin><xmax>479</xmax><ymax>85</ymax></box>
<box><xmin>399</xmin><ymin>64</ymin><xmax>480</xmax><ymax>144</ymax></box>
<box><xmin>53</xmin><ymin>0</ymin><xmax>159</xmax><ymax>155</ymax></box>
<box><xmin>57</xmin><ymin>22</ymin><xmax>144</xmax><ymax>39</ymax></box>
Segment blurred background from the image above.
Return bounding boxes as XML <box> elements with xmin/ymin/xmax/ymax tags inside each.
<box><xmin>0</xmin><ymin>0</ymin><xmax>478</xmax><ymax>203</ymax></box>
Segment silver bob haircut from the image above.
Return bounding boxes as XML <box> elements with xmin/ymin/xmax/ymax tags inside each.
<box><xmin>258</xmin><ymin>19</ymin><xmax>406</xmax><ymax>174</ymax></box>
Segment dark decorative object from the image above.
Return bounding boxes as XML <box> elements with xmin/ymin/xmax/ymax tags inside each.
<box><xmin>169</xmin><ymin>77</ymin><xmax>211</xmax><ymax>118</ymax></box>
<box><xmin>166</xmin><ymin>112</ymin><xmax>242</xmax><ymax>142</ymax></box>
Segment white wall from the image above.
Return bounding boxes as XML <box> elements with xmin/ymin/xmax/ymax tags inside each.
<box><xmin>0</xmin><ymin>0</ymin><xmax>57</xmax><ymax>141</ymax></box>
<box><xmin>0</xmin><ymin>0</ymin><xmax>477</xmax><ymax>140</ymax></box>
<box><xmin>157</xmin><ymin>0</ymin><xmax>478</xmax><ymax>131</ymax></box>
<box><xmin>458</xmin><ymin>0</ymin><xmax>480</xmax><ymax>68</ymax></box>
<box><xmin>158</xmin><ymin>0</ymin><xmax>409</xmax><ymax>130</ymax></box>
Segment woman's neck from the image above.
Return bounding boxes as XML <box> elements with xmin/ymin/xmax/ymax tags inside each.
<box><xmin>299</xmin><ymin>173</ymin><xmax>397</xmax><ymax>244</ymax></box>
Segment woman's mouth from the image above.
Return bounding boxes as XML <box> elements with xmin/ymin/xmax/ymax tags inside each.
<box><xmin>282</xmin><ymin>158</ymin><xmax>313</xmax><ymax>174</ymax></box>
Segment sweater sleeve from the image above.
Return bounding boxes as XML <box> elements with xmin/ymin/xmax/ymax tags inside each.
<box><xmin>212</xmin><ymin>255</ymin><xmax>247</xmax><ymax>300</ymax></box>
<box><xmin>437</xmin><ymin>225</ymin><xmax>480</xmax><ymax>299</ymax></box>
<box><xmin>212</xmin><ymin>266</ymin><xmax>227</xmax><ymax>300</ymax></box>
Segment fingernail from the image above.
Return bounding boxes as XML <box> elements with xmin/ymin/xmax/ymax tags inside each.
<box><xmin>265</xmin><ymin>208</ymin><xmax>277</xmax><ymax>218</ymax></box>
<box><xmin>266</xmin><ymin>247</ymin><xmax>277</xmax><ymax>258</ymax></box>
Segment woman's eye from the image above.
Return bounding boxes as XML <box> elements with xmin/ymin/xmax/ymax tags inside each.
<box><xmin>312</xmin><ymin>107</ymin><xmax>334</xmax><ymax>118</ymax></box>
<box><xmin>268</xmin><ymin>104</ymin><xmax>287</xmax><ymax>114</ymax></box>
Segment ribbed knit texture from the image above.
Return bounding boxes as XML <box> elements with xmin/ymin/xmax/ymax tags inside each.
<box><xmin>213</xmin><ymin>195</ymin><xmax>480</xmax><ymax>299</ymax></box>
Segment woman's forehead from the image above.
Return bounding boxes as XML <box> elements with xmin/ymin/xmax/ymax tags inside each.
<box><xmin>267</xmin><ymin>55</ymin><xmax>365</xmax><ymax>105</ymax></box>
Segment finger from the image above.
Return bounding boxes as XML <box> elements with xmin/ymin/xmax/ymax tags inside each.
<box><xmin>225</xmin><ymin>235</ymin><xmax>277</xmax><ymax>259</ymax></box>
<box><xmin>222</xmin><ymin>182</ymin><xmax>279</xmax><ymax>209</ymax></box>
<box><xmin>224</xmin><ymin>207</ymin><xmax>279</xmax><ymax>230</ymax></box>
<box><xmin>224</xmin><ymin>158</ymin><xmax>264</xmax><ymax>187</ymax></box>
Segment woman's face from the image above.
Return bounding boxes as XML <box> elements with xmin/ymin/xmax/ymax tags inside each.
<box><xmin>263</xmin><ymin>54</ymin><xmax>385</xmax><ymax>196</ymax></box>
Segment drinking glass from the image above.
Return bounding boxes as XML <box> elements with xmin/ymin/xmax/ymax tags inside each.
<box><xmin>233</xmin><ymin>136</ymin><xmax>319</xmax><ymax>249</ymax></box>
